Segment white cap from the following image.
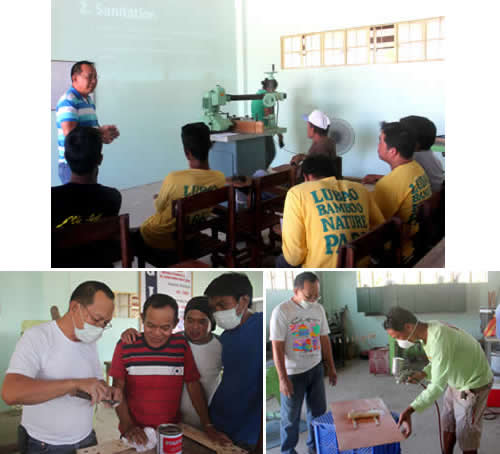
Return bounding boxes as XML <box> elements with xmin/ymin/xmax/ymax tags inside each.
<box><xmin>302</xmin><ymin>110</ymin><xmax>330</xmax><ymax>129</ymax></box>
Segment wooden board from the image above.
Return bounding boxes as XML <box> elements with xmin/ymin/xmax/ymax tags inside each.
<box><xmin>77</xmin><ymin>440</ymin><xmax>134</xmax><ymax>454</ymax></box>
<box><xmin>330</xmin><ymin>398</ymin><xmax>404</xmax><ymax>451</ymax></box>
<box><xmin>180</xmin><ymin>423</ymin><xmax>248</xmax><ymax>454</ymax></box>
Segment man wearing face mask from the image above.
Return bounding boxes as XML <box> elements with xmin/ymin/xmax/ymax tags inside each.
<box><xmin>110</xmin><ymin>294</ymin><xmax>228</xmax><ymax>447</ymax></box>
<box><xmin>269</xmin><ymin>272</ymin><xmax>336</xmax><ymax>454</ymax></box>
<box><xmin>384</xmin><ymin>307</ymin><xmax>493</xmax><ymax>454</ymax></box>
<box><xmin>119</xmin><ymin>296</ymin><xmax>223</xmax><ymax>430</ymax></box>
<box><xmin>1</xmin><ymin>281</ymin><xmax>121</xmax><ymax>454</ymax></box>
<box><xmin>204</xmin><ymin>273</ymin><xmax>263</xmax><ymax>454</ymax></box>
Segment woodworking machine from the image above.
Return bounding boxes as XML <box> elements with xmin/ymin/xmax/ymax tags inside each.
<box><xmin>202</xmin><ymin>68</ymin><xmax>287</xmax><ymax>132</ymax></box>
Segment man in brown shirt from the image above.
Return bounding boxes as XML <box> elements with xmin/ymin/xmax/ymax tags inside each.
<box><xmin>290</xmin><ymin>110</ymin><xmax>336</xmax><ymax>166</ymax></box>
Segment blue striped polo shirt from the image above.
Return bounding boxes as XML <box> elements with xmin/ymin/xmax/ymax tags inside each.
<box><xmin>56</xmin><ymin>87</ymin><xmax>99</xmax><ymax>163</ymax></box>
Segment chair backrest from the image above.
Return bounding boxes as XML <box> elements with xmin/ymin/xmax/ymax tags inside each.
<box><xmin>334</xmin><ymin>156</ymin><xmax>342</xmax><ymax>179</ymax></box>
<box><xmin>52</xmin><ymin>214</ymin><xmax>132</xmax><ymax>267</ymax></box>
<box><xmin>413</xmin><ymin>185</ymin><xmax>444</xmax><ymax>258</ymax></box>
<box><xmin>173</xmin><ymin>185</ymin><xmax>235</xmax><ymax>261</ymax></box>
<box><xmin>337</xmin><ymin>217</ymin><xmax>403</xmax><ymax>268</ymax></box>
<box><xmin>252</xmin><ymin>167</ymin><xmax>296</xmax><ymax>228</ymax></box>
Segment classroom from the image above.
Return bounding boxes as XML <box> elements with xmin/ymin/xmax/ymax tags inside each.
<box><xmin>50</xmin><ymin>0</ymin><xmax>445</xmax><ymax>269</ymax></box>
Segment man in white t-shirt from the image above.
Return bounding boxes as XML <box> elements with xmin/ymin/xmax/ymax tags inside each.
<box><xmin>270</xmin><ymin>272</ymin><xmax>336</xmax><ymax>454</ymax></box>
<box><xmin>1</xmin><ymin>281</ymin><xmax>122</xmax><ymax>454</ymax></box>
<box><xmin>120</xmin><ymin>296</ymin><xmax>224</xmax><ymax>430</ymax></box>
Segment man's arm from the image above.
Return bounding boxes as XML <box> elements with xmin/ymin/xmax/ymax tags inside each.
<box><xmin>61</xmin><ymin>121</ymin><xmax>78</xmax><ymax>137</ymax></box>
<box><xmin>113</xmin><ymin>377</ymin><xmax>148</xmax><ymax>445</ymax></box>
<box><xmin>281</xmin><ymin>191</ymin><xmax>307</xmax><ymax>266</ymax></box>
<box><xmin>271</xmin><ymin>341</ymin><xmax>293</xmax><ymax>398</ymax></box>
<box><xmin>1</xmin><ymin>373</ymin><xmax>110</xmax><ymax>406</ymax></box>
<box><xmin>186</xmin><ymin>381</ymin><xmax>231</xmax><ymax>444</ymax></box>
<box><xmin>319</xmin><ymin>335</ymin><xmax>337</xmax><ymax>386</ymax></box>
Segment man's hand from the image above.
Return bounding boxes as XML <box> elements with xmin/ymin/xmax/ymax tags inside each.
<box><xmin>362</xmin><ymin>174</ymin><xmax>383</xmax><ymax>184</ymax></box>
<box><xmin>102</xmin><ymin>386</ymin><xmax>123</xmax><ymax>408</ymax></box>
<box><xmin>326</xmin><ymin>365</ymin><xmax>337</xmax><ymax>386</ymax></box>
<box><xmin>397</xmin><ymin>406</ymin><xmax>414</xmax><ymax>438</ymax></box>
<box><xmin>123</xmin><ymin>425</ymin><xmax>148</xmax><ymax>445</ymax></box>
<box><xmin>279</xmin><ymin>376</ymin><xmax>294</xmax><ymax>398</ymax></box>
<box><xmin>278</xmin><ymin>134</ymin><xmax>284</xmax><ymax>148</ymax></box>
<box><xmin>121</xmin><ymin>328</ymin><xmax>139</xmax><ymax>344</ymax></box>
<box><xmin>205</xmin><ymin>425</ymin><xmax>232</xmax><ymax>446</ymax></box>
<box><xmin>100</xmin><ymin>125</ymin><xmax>120</xmax><ymax>144</ymax></box>
<box><xmin>407</xmin><ymin>371</ymin><xmax>427</xmax><ymax>384</ymax></box>
<box><xmin>74</xmin><ymin>378</ymin><xmax>112</xmax><ymax>405</ymax></box>
<box><xmin>290</xmin><ymin>154</ymin><xmax>306</xmax><ymax>166</ymax></box>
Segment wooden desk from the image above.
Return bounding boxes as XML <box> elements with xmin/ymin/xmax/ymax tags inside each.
<box><xmin>414</xmin><ymin>237</ymin><xmax>445</xmax><ymax>268</ymax></box>
<box><xmin>343</xmin><ymin>176</ymin><xmax>375</xmax><ymax>192</ymax></box>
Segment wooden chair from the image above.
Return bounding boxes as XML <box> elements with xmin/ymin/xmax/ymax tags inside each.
<box><xmin>52</xmin><ymin>214</ymin><xmax>132</xmax><ymax>267</ymax></box>
<box><xmin>138</xmin><ymin>186</ymin><xmax>236</xmax><ymax>268</ymax></box>
<box><xmin>234</xmin><ymin>167</ymin><xmax>296</xmax><ymax>266</ymax></box>
<box><xmin>410</xmin><ymin>183</ymin><xmax>445</xmax><ymax>262</ymax></box>
<box><xmin>336</xmin><ymin>217</ymin><xmax>403</xmax><ymax>268</ymax></box>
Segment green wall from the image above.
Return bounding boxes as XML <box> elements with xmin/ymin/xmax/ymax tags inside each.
<box><xmin>51</xmin><ymin>0</ymin><xmax>238</xmax><ymax>188</ymax></box>
<box><xmin>0</xmin><ymin>271</ymin><xmax>262</xmax><ymax>412</ymax></box>
<box><xmin>266</xmin><ymin>271</ymin><xmax>488</xmax><ymax>349</ymax></box>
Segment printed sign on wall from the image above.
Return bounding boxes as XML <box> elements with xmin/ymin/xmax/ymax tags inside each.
<box><xmin>140</xmin><ymin>271</ymin><xmax>192</xmax><ymax>332</ymax></box>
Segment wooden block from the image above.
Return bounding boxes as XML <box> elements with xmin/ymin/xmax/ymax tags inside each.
<box><xmin>179</xmin><ymin>423</ymin><xmax>248</xmax><ymax>454</ymax></box>
<box><xmin>233</xmin><ymin>120</ymin><xmax>264</xmax><ymax>134</ymax></box>
<box><xmin>77</xmin><ymin>440</ymin><xmax>135</xmax><ymax>454</ymax></box>
<box><xmin>330</xmin><ymin>398</ymin><xmax>405</xmax><ymax>451</ymax></box>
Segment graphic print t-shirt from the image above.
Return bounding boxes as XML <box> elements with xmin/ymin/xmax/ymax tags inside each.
<box><xmin>269</xmin><ymin>300</ymin><xmax>330</xmax><ymax>375</ymax></box>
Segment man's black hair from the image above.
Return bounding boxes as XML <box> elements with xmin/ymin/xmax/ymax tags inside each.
<box><xmin>383</xmin><ymin>307</ymin><xmax>418</xmax><ymax>331</ymax></box>
<box><xmin>181</xmin><ymin>122</ymin><xmax>212</xmax><ymax>161</ymax></box>
<box><xmin>380</xmin><ymin>121</ymin><xmax>416</xmax><ymax>159</ymax></box>
<box><xmin>64</xmin><ymin>126</ymin><xmax>103</xmax><ymax>175</ymax></box>
<box><xmin>184</xmin><ymin>296</ymin><xmax>216</xmax><ymax>331</ymax></box>
<box><xmin>302</xmin><ymin>154</ymin><xmax>336</xmax><ymax>179</ymax></box>
<box><xmin>70</xmin><ymin>281</ymin><xmax>114</xmax><ymax>307</ymax></box>
<box><xmin>204</xmin><ymin>272</ymin><xmax>253</xmax><ymax>308</ymax></box>
<box><xmin>399</xmin><ymin>116</ymin><xmax>437</xmax><ymax>150</ymax></box>
<box><xmin>261</xmin><ymin>78</ymin><xmax>278</xmax><ymax>91</ymax></box>
<box><xmin>71</xmin><ymin>60</ymin><xmax>95</xmax><ymax>78</ymax></box>
<box><xmin>293</xmin><ymin>272</ymin><xmax>319</xmax><ymax>289</ymax></box>
<box><xmin>308</xmin><ymin>122</ymin><xmax>329</xmax><ymax>137</ymax></box>
<box><xmin>142</xmin><ymin>293</ymin><xmax>179</xmax><ymax>320</ymax></box>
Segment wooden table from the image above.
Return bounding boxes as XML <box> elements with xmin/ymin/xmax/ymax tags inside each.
<box><xmin>414</xmin><ymin>237</ymin><xmax>445</xmax><ymax>268</ymax></box>
<box><xmin>168</xmin><ymin>260</ymin><xmax>210</xmax><ymax>268</ymax></box>
<box><xmin>343</xmin><ymin>176</ymin><xmax>375</xmax><ymax>192</ymax></box>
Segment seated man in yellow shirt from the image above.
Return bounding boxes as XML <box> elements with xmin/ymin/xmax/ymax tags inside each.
<box><xmin>139</xmin><ymin>123</ymin><xmax>226</xmax><ymax>250</ymax></box>
<box><xmin>365</xmin><ymin>121</ymin><xmax>432</xmax><ymax>260</ymax></box>
<box><xmin>277</xmin><ymin>154</ymin><xmax>384</xmax><ymax>268</ymax></box>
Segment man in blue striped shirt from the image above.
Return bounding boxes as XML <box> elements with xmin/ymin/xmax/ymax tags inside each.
<box><xmin>56</xmin><ymin>61</ymin><xmax>120</xmax><ymax>183</ymax></box>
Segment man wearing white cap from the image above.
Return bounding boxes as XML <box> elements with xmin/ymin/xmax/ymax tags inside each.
<box><xmin>290</xmin><ymin>110</ymin><xmax>336</xmax><ymax>167</ymax></box>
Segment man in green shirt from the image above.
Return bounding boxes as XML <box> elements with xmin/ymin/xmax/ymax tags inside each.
<box><xmin>384</xmin><ymin>307</ymin><xmax>493</xmax><ymax>454</ymax></box>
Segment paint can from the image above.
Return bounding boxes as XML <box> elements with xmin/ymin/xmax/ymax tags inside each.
<box><xmin>391</xmin><ymin>357</ymin><xmax>405</xmax><ymax>377</ymax></box>
<box><xmin>157</xmin><ymin>424</ymin><xmax>182</xmax><ymax>454</ymax></box>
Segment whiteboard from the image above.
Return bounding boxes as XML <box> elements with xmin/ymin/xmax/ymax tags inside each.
<box><xmin>51</xmin><ymin>60</ymin><xmax>75</xmax><ymax>110</ymax></box>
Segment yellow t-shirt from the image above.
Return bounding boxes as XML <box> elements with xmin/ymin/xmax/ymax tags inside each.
<box><xmin>282</xmin><ymin>177</ymin><xmax>384</xmax><ymax>267</ymax></box>
<box><xmin>372</xmin><ymin>160</ymin><xmax>432</xmax><ymax>258</ymax></box>
<box><xmin>140</xmin><ymin>169</ymin><xmax>226</xmax><ymax>249</ymax></box>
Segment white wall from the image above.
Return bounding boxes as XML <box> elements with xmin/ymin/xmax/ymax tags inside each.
<box><xmin>241</xmin><ymin>0</ymin><xmax>445</xmax><ymax>176</ymax></box>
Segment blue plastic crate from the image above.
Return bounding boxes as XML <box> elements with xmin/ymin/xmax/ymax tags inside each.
<box><xmin>312</xmin><ymin>411</ymin><xmax>401</xmax><ymax>454</ymax></box>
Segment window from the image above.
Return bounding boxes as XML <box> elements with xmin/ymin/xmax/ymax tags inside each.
<box><xmin>268</xmin><ymin>270</ymin><xmax>303</xmax><ymax>290</ymax></box>
<box><xmin>114</xmin><ymin>292</ymin><xmax>140</xmax><ymax>318</ymax></box>
<box><xmin>357</xmin><ymin>271</ymin><xmax>487</xmax><ymax>287</ymax></box>
<box><xmin>281</xmin><ymin>16</ymin><xmax>445</xmax><ymax>70</ymax></box>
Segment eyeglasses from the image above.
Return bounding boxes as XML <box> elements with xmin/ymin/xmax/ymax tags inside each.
<box><xmin>82</xmin><ymin>305</ymin><xmax>112</xmax><ymax>330</ymax></box>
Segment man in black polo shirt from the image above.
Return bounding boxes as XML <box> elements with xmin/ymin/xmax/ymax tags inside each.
<box><xmin>51</xmin><ymin>126</ymin><xmax>122</xmax><ymax>267</ymax></box>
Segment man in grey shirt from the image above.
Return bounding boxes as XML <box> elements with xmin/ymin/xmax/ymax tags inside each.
<box><xmin>400</xmin><ymin>115</ymin><xmax>444</xmax><ymax>192</ymax></box>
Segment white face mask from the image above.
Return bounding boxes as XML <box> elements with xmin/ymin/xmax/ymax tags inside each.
<box><xmin>299</xmin><ymin>296</ymin><xmax>320</xmax><ymax>310</ymax></box>
<box><xmin>213</xmin><ymin>308</ymin><xmax>242</xmax><ymax>330</ymax></box>
<box><xmin>396</xmin><ymin>321</ymin><xmax>418</xmax><ymax>349</ymax></box>
<box><xmin>73</xmin><ymin>306</ymin><xmax>104</xmax><ymax>344</ymax></box>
